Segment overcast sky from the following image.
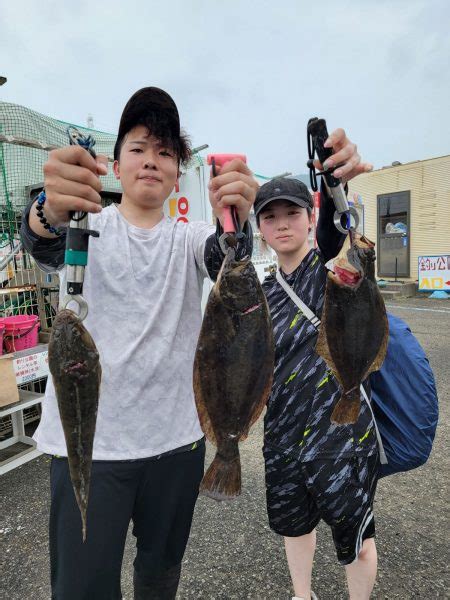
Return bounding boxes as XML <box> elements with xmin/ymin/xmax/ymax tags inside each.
<box><xmin>1</xmin><ymin>0</ymin><xmax>449</xmax><ymax>176</ymax></box>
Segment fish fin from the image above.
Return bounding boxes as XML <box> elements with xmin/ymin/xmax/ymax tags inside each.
<box><xmin>200</xmin><ymin>446</ymin><xmax>241</xmax><ymax>500</ymax></box>
<box><xmin>331</xmin><ymin>388</ymin><xmax>361</xmax><ymax>425</ymax></box>
<box><xmin>315</xmin><ymin>292</ymin><xmax>342</xmax><ymax>385</ymax></box>
<box><xmin>248</xmin><ymin>370</ymin><xmax>273</xmax><ymax>429</ymax></box>
<box><xmin>316</xmin><ymin>324</ymin><xmax>332</xmax><ymax>367</ymax></box>
<box><xmin>248</xmin><ymin>304</ymin><xmax>275</xmax><ymax>428</ymax></box>
<box><xmin>360</xmin><ymin>303</ymin><xmax>389</xmax><ymax>381</ymax></box>
<box><xmin>193</xmin><ymin>362</ymin><xmax>217</xmax><ymax>445</ymax></box>
<box><xmin>368</xmin><ymin>309</ymin><xmax>389</xmax><ymax>374</ymax></box>
<box><xmin>81</xmin><ymin>507</ymin><xmax>87</xmax><ymax>543</ymax></box>
<box><xmin>71</xmin><ymin>468</ymin><xmax>90</xmax><ymax>542</ymax></box>
<box><xmin>78</xmin><ymin>491</ymin><xmax>89</xmax><ymax>543</ymax></box>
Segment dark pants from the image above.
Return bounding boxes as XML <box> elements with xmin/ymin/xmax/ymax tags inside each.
<box><xmin>264</xmin><ymin>448</ymin><xmax>379</xmax><ymax>565</ymax></box>
<box><xmin>49</xmin><ymin>442</ymin><xmax>205</xmax><ymax>600</ymax></box>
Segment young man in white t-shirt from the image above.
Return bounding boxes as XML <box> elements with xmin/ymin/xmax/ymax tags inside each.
<box><xmin>21</xmin><ymin>87</ymin><xmax>258</xmax><ymax>600</ymax></box>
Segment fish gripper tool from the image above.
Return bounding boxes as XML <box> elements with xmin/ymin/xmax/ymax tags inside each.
<box><xmin>61</xmin><ymin>126</ymin><xmax>100</xmax><ymax>320</ymax></box>
<box><xmin>207</xmin><ymin>153</ymin><xmax>247</xmax><ymax>254</ymax></box>
<box><xmin>307</xmin><ymin>117</ymin><xmax>359</xmax><ymax>235</ymax></box>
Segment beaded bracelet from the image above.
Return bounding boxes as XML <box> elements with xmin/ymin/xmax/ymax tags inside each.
<box><xmin>35</xmin><ymin>191</ymin><xmax>62</xmax><ymax>236</ymax></box>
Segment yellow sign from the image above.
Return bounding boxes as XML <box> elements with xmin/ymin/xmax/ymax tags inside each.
<box><xmin>419</xmin><ymin>277</ymin><xmax>446</xmax><ymax>290</ymax></box>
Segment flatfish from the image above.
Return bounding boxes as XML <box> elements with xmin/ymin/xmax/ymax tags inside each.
<box><xmin>193</xmin><ymin>248</ymin><xmax>274</xmax><ymax>500</ymax></box>
<box><xmin>48</xmin><ymin>309</ymin><xmax>101</xmax><ymax>540</ymax></box>
<box><xmin>316</xmin><ymin>234</ymin><xmax>388</xmax><ymax>424</ymax></box>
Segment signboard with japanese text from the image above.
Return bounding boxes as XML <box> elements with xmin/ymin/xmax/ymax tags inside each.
<box><xmin>418</xmin><ymin>255</ymin><xmax>450</xmax><ymax>291</ymax></box>
<box><xmin>0</xmin><ymin>346</ymin><xmax>49</xmax><ymax>407</ymax></box>
<box><xmin>13</xmin><ymin>347</ymin><xmax>49</xmax><ymax>385</ymax></box>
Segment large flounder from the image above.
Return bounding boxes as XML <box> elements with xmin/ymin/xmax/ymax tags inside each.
<box><xmin>48</xmin><ymin>309</ymin><xmax>101</xmax><ymax>541</ymax></box>
<box><xmin>193</xmin><ymin>248</ymin><xmax>274</xmax><ymax>500</ymax></box>
<box><xmin>316</xmin><ymin>234</ymin><xmax>388</xmax><ymax>424</ymax></box>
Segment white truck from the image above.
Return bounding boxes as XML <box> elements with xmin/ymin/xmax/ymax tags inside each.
<box><xmin>164</xmin><ymin>159</ymin><xmax>277</xmax><ymax>299</ymax></box>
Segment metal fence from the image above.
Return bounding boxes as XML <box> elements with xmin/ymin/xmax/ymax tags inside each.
<box><xmin>0</xmin><ymin>102</ymin><xmax>121</xmax><ymax>329</ymax></box>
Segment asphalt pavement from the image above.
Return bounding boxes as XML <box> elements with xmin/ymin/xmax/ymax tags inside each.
<box><xmin>1</xmin><ymin>295</ymin><xmax>449</xmax><ymax>599</ymax></box>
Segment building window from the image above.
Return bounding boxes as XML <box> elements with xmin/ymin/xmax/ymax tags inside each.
<box><xmin>377</xmin><ymin>191</ymin><xmax>410</xmax><ymax>278</ymax></box>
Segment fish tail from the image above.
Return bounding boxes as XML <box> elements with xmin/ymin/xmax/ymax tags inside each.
<box><xmin>331</xmin><ymin>387</ymin><xmax>361</xmax><ymax>425</ymax></box>
<box><xmin>74</xmin><ymin>493</ymin><xmax>88</xmax><ymax>542</ymax></box>
<box><xmin>73</xmin><ymin>479</ymin><xmax>89</xmax><ymax>542</ymax></box>
<box><xmin>81</xmin><ymin>511</ymin><xmax>87</xmax><ymax>543</ymax></box>
<box><xmin>200</xmin><ymin>441</ymin><xmax>241</xmax><ymax>501</ymax></box>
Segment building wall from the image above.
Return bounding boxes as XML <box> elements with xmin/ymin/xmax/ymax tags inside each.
<box><xmin>348</xmin><ymin>155</ymin><xmax>450</xmax><ymax>281</ymax></box>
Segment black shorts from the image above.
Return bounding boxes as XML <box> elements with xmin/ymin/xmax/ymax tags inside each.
<box><xmin>264</xmin><ymin>446</ymin><xmax>379</xmax><ymax>565</ymax></box>
<box><xmin>49</xmin><ymin>440</ymin><xmax>205</xmax><ymax>600</ymax></box>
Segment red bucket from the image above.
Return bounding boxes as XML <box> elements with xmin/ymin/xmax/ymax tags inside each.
<box><xmin>0</xmin><ymin>322</ymin><xmax>5</xmax><ymax>356</ymax></box>
<box><xmin>3</xmin><ymin>314</ymin><xmax>39</xmax><ymax>353</ymax></box>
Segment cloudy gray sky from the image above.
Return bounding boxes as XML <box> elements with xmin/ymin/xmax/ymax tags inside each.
<box><xmin>1</xmin><ymin>0</ymin><xmax>449</xmax><ymax>176</ymax></box>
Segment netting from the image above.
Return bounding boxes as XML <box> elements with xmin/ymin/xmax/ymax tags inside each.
<box><xmin>0</xmin><ymin>101</ymin><xmax>122</xmax><ymax>328</ymax></box>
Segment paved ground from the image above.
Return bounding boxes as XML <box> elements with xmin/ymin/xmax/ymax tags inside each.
<box><xmin>1</xmin><ymin>296</ymin><xmax>449</xmax><ymax>599</ymax></box>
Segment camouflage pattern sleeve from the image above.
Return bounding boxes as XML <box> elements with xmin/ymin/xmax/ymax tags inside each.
<box><xmin>203</xmin><ymin>220</ymin><xmax>253</xmax><ymax>281</ymax></box>
<box><xmin>316</xmin><ymin>182</ymin><xmax>347</xmax><ymax>263</ymax></box>
<box><xmin>20</xmin><ymin>194</ymin><xmax>66</xmax><ymax>272</ymax></box>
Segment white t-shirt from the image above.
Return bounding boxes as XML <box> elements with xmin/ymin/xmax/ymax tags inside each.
<box><xmin>34</xmin><ymin>204</ymin><xmax>215</xmax><ymax>460</ymax></box>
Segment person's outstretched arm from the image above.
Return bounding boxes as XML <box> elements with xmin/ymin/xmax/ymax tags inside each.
<box><xmin>315</xmin><ymin>127</ymin><xmax>373</xmax><ymax>263</ymax></box>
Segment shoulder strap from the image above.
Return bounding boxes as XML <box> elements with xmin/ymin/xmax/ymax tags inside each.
<box><xmin>275</xmin><ymin>270</ymin><xmax>321</xmax><ymax>328</ymax></box>
<box><xmin>275</xmin><ymin>268</ymin><xmax>388</xmax><ymax>465</ymax></box>
<box><xmin>360</xmin><ymin>385</ymin><xmax>388</xmax><ymax>465</ymax></box>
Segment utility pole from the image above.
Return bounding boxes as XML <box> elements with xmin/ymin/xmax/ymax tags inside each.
<box><xmin>87</xmin><ymin>114</ymin><xmax>94</xmax><ymax>129</ymax></box>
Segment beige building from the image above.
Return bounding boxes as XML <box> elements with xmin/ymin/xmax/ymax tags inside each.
<box><xmin>348</xmin><ymin>154</ymin><xmax>450</xmax><ymax>283</ymax></box>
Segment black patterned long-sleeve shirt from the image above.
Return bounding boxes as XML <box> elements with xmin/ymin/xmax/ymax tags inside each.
<box><xmin>262</xmin><ymin>191</ymin><xmax>377</xmax><ymax>461</ymax></box>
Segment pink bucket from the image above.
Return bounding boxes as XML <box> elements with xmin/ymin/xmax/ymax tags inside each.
<box><xmin>0</xmin><ymin>322</ymin><xmax>5</xmax><ymax>356</ymax></box>
<box><xmin>2</xmin><ymin>314</ymin><xmax>39</xmax><ymax>353</ymax></box>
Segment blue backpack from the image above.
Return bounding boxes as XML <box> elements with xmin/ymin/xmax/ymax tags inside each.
<box><xmin>370</xmin><ymin>313</ymin><xmax>439</xmax><ymax>478</ymax></box>
<box><xmin>275</xmin><ymin>272</ymin><xmax>439</xmax><ymax>478</ymax></box>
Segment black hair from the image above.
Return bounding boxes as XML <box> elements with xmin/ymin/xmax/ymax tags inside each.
<box><xmin>114</xmin><ymin>111</ymin><xmax>192</xmax><ymax>166</ymax></box>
